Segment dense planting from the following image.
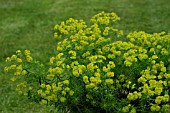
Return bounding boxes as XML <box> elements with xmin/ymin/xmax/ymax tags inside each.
<box><xmin>4</xmin><ymin>12</ymin><xmax>170</xmax><ymax>113</ymax></box>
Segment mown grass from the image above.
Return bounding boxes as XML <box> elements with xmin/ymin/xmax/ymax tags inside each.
<box><xmin>0</xmin><ymin>0</ymin><xmax>170</xmax><ymax>112</ymax></box>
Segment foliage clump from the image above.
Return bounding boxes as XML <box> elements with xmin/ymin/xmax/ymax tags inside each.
<box><xmin>4</xmin><ymin>11</ymin><xmax>170</xmax><ymax>113</ymax></box>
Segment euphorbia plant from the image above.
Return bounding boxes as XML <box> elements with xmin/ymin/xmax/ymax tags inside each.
<box><xmin>4</xmin><ymin>11</ymin><xmax>170</xmax><ymax>113</ymax></box>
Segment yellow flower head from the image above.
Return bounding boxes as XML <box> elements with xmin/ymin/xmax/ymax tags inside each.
<box><xmin>41</xmin><ymin>92</ymin><xmax>46</xmax><ymax>98</ymax></box>
<box><xmin>61</xmin><ymin>91</ymin><xmax>66</xmax><ymax>96</ymax></box>
<box><xmin>105</xmin><ymin>79</ymin><xmax>113</xmax><ymax>85</ymax></box>
<box><xmin>163</xmin><ymin>94</ymin><xmax>169</xmax><ymax>102</ymax></box>
<box><xmin>124</xmin><ymin>60</ymin><xmax>132</xmax><ymax>67</ymax></box>
<box><xmin>4</xmin><ymin>67</ymin><xmax>9</xmax><ymax>73</ymax></box>
<box><xmin>161</xmin><ymin>67</ymin><xmax>166</xmax><ymax>72</ymax></box>
<box><xmin>17</xmin><ymin>58</ymin><xmax>22</xmax><ymax>63</ymax></box>
<box><xmin>107</xmin><ymin>72</ymin><xmax>114</xmax><ymax>77</ymax></box>
<box><xmin>24</xmin><ymin>50</ymin><xmax>31</xmax><ymax>55</ymax></box>
<box><xmin>26</xmin><ymin>56</ymin><xmax>33</xmax><ymax>62</ymax></box>
<box><xmin>21</xmin><ymin>70</ymin><xmax>27</xmax><ymax>75</ymax></box>
<box><xmin>46</xmin><ymin>85</ymin><xmax>51</xmax><ymax>91</ymax></box>
<box><xmin>122</xmin><ymin>106</ymin><xmax>129</xmax><ymax>113</ymax></box>
<box><xmin>155</xmin><ymin>96</ymin><xmax>163</xmax><ymax>104</ymax></box>
<box><xmin>37</xmin><ymin>90</ymin><xmax>43</xmax><ymax>95</ymax></box>
<box><xmin>152</xmin><ymin>55</ymin><xmax>158</xmax><ymax>59</ymax></box>
<box><xmin>69</xmin><ymin>90</ymin><xmax>74</xmax><ymax>96</ymax></box>
<box><xmin>5</xmin><ymin>57</ymin><xmax>11</xmax><ymax>63</ymax></box>
<box><xmin>155</xmin><ymin>87</ymin><xmax>162</xmax><ymax>95</ymax></box>
<box><xmin>64</xmin><ymin>87</ymin><xmax>70</xmax><ymax>92</ymax></box>
<box><xmin>40</xmin><ymin>99</ymin><xmax>47</xmax><ymax>105</ymax></box>
<box><xmin>63</xmin><ymin>80</ymin><xmax>69</xmax><ymax>85</ymax></box>
<box><xmin>45</xmin><ymin>90</ymin><xmax>50</xmax><ymax>94</ymax></box>
<box><xmin>94</xmin><ymin>72</ymin><xmax>100</xmax><ymax>77</ymax></box>
<box><xmin>130</xmin><ymin>108</ymin><xmax>136</xmax><ymax>113</ymax></box>
<box><xmin>149</xmin><ymin>48</ymin><xmax>155</xmax><ymax>53</ymax></box>
<box><xmin>40</xmin><ymin>84</ymin><xmax>46</xmax><ymax>88</ymax></box>
<box><xmin>11</xmin><ymin>55</ymin><xmax>17</xmax><ymax>60</ymax></box>
<box><xmin>16</xmin><ymin>50</ymin><xmax>21</xmax><ymax>54</ymax></box>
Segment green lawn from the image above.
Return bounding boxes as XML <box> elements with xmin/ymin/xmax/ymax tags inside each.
<box><xmin>0</xmin><ymin>0</ymin><xmax>170</xmax><ymax>112</ymax></box>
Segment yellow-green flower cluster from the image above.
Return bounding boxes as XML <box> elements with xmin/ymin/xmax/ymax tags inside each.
<box><xmin>4</xmin><ymin>50</ymin><xmax>37</xmax><ymax>98</ymax></box>
<box><xmin>127</xmin><ymin>91</ymin><xmax>142</xmax><ymax>101</ymax></box>
<box><xmin>136</xmin><ymin>59</ymin><xmax>170</xmax><ymax>111</ymax></box>
<box><xmin>16</xmin><ymin>81</ymin><xmax>28</xmax><ymax>95</ymax></box>
<box><xmin>127</xmin><ymin>31</ymin><xmax>169</xmax><ymax>56</ymax></box>
<box><xmin>72</xmin><ymin>64</ymin><xmax>86</xmax><ymax>77</ymax></box>
<box><xmin>50</xmin><ymin>12</ymin><xmax>170</xmax><ymax>112</ymax></box>
<box><xmin>38</xmin><ymin>83</ymin><xmax>57</xmax><ymax>105</ymax></box>
<box><xmin>90</xmin><ymin>11</ymin><xmax>120</xmax><ymax>25</ymax></box>
<box><xmin>83</xmin><ymin>71</ymin><xmax>102</xmax><ymax>91</ymax></box>
<box><xmin>54</xmin><ymin>18</ymin><xmax>87</xmax><ymax>38</ymax></box>
<box><xmin>37</xmin><ymin>80</ymin><xmax>74</xmax><ymax>105</ymax></box>
<box><xmin>24</xmin><ymin>50</ymin><xmax>33</xmax><ymax>62</ymax></box>
<box><xmin>122</xmin><ymin>104</ymin><xmax>136</xmax><ymax>113</ymax></box>
<box><xmin>4</xmin><ymin>12</ymin><xmax>170</xmax><ymax>113</ymax></box>
<box><xmin>4</xmin><ymin>50</ymin><xmax>33</xmax><ymax>79</ymax></box>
